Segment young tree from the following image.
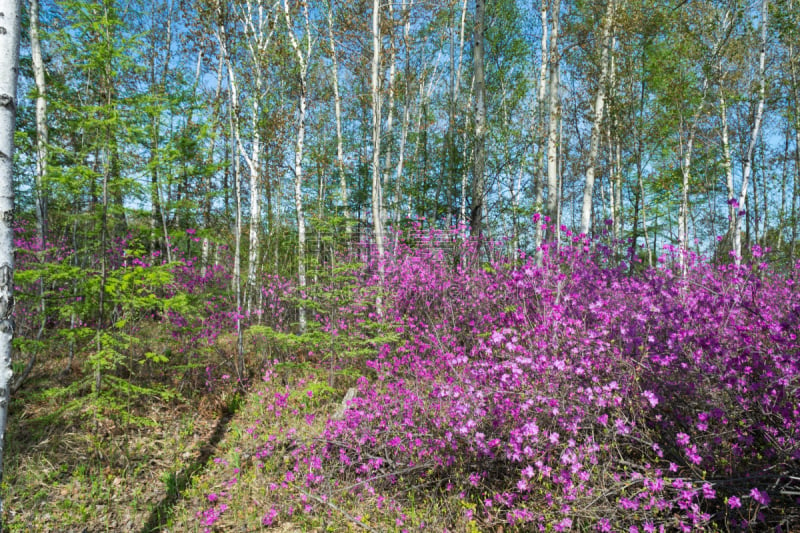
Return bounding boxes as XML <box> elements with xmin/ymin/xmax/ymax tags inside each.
<box><xmin>580</xmin><ymin>0</ymin><xmax>615</xmax><ymax>236</ymax></box>
<box><xmin>546</xmin><ymin>0</ymin><xmax>562</xmax><ymax>244</ymax></box>
<box><xmin>28</xmin><ymin>0</ymin><xmax>47</xmax><ymax>248</ymax></box>
<box><xmin>0</xmin><ymin>0</ymin><xmax>20</xmax><ymax>521</ymax></box>
<box><xmin>371</xmin><ymin>0</ymin><xmax>385</xmax><ymax>264</ymax></box>
<box><xmin>470</xmin><ymin>0</ymin><xmax>486</xmax><ymax>239</ymax></box>
<box><xmin>283</xmin><ymin>0</ymin><xmax>313</xmax><ymax>331</ymax></box>
<box><xmin>324</xmin><ymin>0</ymin><xmax>351</xmax><ymax>235</ymax></box>
<box><xmin>727</xmin><ymin>0</ymin><xmax>769</xmax><ymax>264</ymax></box>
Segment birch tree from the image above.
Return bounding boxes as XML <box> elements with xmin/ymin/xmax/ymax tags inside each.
<box><xmin>28</xmin><ymin>0</ymin><xmax>46</xmax><ymax>248</ymax></box>
<box><xmin>546</xmin><ymin>0</ymin><xmax>562</xmax><ymax>244</ymax></box>
<box><xmin>283</xmin><ymin>0</ymin><xmax>313</xmax><ymax>332</ymax></box>
<box><xmin>324</xmin><ymin>0</ymin><xmax>351</xmax><ymax>236</ymax></box>
<box><xmin>580</xmin><ymin>0</ymin><xmax>615</xmax><ymax>236</ymax></box>
<box><xmin>393</xmin><ymin>0</ymin><xmax>413</xmax><ymax>231</ymax></box>
<box><xmin>217</xmin><ymin>0</ymin><xmax>278</xmax><ymax>312</ymax></box>
<box><xmin>371</xmin><ymin>0</ymin><xmax>385</xmax><ymax>263</ymax></box>
<box><xmin>727</xmin><ymin>0</ymin><xmax>769</xmax><ymax>264</ymax></box>
<box><xmin>674</xmin><ymin>6</ymin><xmax>732</xmax><ymax>269</ymax></box>
<box><xmin>0</xmin><ymin>0</ymin><xmax>20</xmax><ymax>520</ymax></box>
<box><xmin>470</xmin><ymin>0</ymin><xmax>487</xmax><ymax>239</ymax></box>
<box><xmin>533</xmin><ymin>0</ymin><xmax>549</xmax><ymax>263</ymax></box>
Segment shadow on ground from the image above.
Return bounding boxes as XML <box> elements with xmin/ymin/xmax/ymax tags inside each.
<box><xmin>139</xmin><ymin>400</ymin><xmax>238</xmax><ymax>533</ymax></box>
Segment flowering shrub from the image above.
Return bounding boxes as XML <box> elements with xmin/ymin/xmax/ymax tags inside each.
<box><xmin>205</xmin><ymin>226</ymin><xmax>799</xmax><ymax>531</ymax></box>
<box><xmin>12</xmin><ymin>219</ymin><xmax>798</xmax><ymax>530</ymax></box>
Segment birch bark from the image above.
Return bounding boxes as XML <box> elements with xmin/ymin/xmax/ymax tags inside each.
<box><xmin>28</xmin><ymin>0</ymin><xmax>46</xmax><ymax>247</ymax></box>
<box><xmin>0</xmin><ymin>0</ymin><xmax>20</xmax><ymax>520</ymax></box>
<box><xmin>371</xmin><ymin>0</ymin><xmax>385</xmax><ymax>262</ymax></box>
<box><xmin>283</xmin><ymin>0</ymin><xmax>312</xmax><ymax>332</ymax></box>
<box><xmin>533</xmin><ymin>0</ymin><xmax>548</xmax><ymax>264</ymax></box>
<box><xmin>580</xmin><ymin>0</ymin><xmax>615</xmax><ymax>236</ymax></box>
<box><xmin>470</xmin><ymin>0</ymin><xmax>487</xmax><ymax>239</ymax></box>
<box><xmin>393</xmin><ymin>0</ymin><xmax>413</xmax><ymax>231</ymax></box>
<box><xmin>546</xmin><ymin>0</ymin><xmax>562</xmax><ymax>244</ymax></box>
<box><xmin>325</xmin><ymin>0</ymin><xmax>351</xmax><ymax>236</ymax></box>
<box><xmin>730</xmin><ymin>0</ymin><xmax>768</xmax><ymax>264</ymax></box>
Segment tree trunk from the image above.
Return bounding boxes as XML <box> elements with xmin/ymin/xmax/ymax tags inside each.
<box><xmin>392</xmin><ymin>0</ymin><xmax>413</xmax><ymax>238</ymax></box>
<box><xmin>731</xmin><ymin>0</ymin><xmax>768</xmax><ymax>265</ymax></box>
<box><xmin>229</xmin><ymin>93</ymin><xmax>244</xmax><ymax>381</ymax></box>
<box><xmin>26</xmin><ymin>0</ymin><xmax>47</xmax><ymax>381</ymax></box>
<box><xmin>283</xmin><ymin>0</ymin><xmax>312</xmax><ymax>332</ymax></box>
<box><xmin>533</xmin><ymin>0</ymin><xmax>548</xmax><ymax>264</ymax></box>
<box><xmin>546</xmin><ymin>0</ymin><xmax>562</xmax><ymax>244</ymax></box>
<box><xmin>0</xmin><ymin>0</ymin><xmax>20</xmax><ymax>518</ymax></box>
<box><xmin>28</xmin><ymin>0</ymin><xmax>47</xmax><ymax>248</ymax></box>
<box><xmin>791</xmin><ymin>26</ymin><xmax>800</xmax><ymax>263</ymax></box>
<box><xmin>580</xmin><ymin>0</ymin><xmax>615</xmax><ymax>236</ymax></box>
<box><xmin>720</xmin><ymin>88</ymin><xmax>736</xmax><ymax>260</ymax></box>
<box><xmin>202</xmin><ymin>52</ymin><xmax>225</xmax><ymax>279</ymax></box>
<box><xmin>326</xmin><ymin>0</ymin><xmax>351</xmax><ymax>237</ymax></box>
<box><xmin>470</xmin><ymin>0</ymin><xmax>487</xmax><ymax>240</ymax></box>
<box><xmin>371</xmin><ymin>0</ymin><xmax>385</xmax><ymax>267</ymax></box>
<box><xmin>382</xmin><ymin>0</ymin><xmax>396</xmax><ymax>225</ymax></box>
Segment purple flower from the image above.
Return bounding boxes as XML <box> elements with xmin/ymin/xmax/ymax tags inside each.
<box><xmin>728</xmin><ymin>496</ymin><xmax>742</xmax><ymax>508</ymax></box>
<box><xmin>642</xmin><ymin>390</ymin><xmax>658</xmax><ymax>407</ymax></box>
<box><xmin>750</xmin><ymin>488</ymin><xmax>770</xmax><ymax>506</ymax></box>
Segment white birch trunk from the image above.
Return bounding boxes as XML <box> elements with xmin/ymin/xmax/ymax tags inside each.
<box><xmin>678</xmin><ymin>121</ymin><xmax>694</xmax><ymax>270</ymax></box>
<box><xmin>533</xmin><ymin>0</ymin><xmax>548</xmax><ymax>264</ymax></box>
<box><xmin>393</xmin><ymin>0</ymin><xmax>412</xmax><ymax>231</ymax></box>
<box><xmin>470</xmin><ymin>0</ymin><xmax>487</xmax><ymax>238</ymax></box>
<box><xmin>246</xmin><ymin>97</ymin><xmax>260</xmax><ymax>313</ymax></box>
<box><xmin>28</xmin><ymin>0</ymin><xmax>46</xmax><ymax>247</ymax></box>
<box><xmin>546</xmin><ymin>0</ymin><xmax>562</xmax><ymax>244</ymax></box>
<box><xmin>371</xmin><ymin>0</ymin><xmax>385</xmax><ymax>263</ymax></box>
<box><xmin>732</xmin><ymin>0</ymin><xmax>768</xmax><ymax>264</ymax></box>
<box><xmin>677</xmin><ymin>58</ymin><xmax>716</xmax><ymax>269</ymax></box>
<box><xmin>611</xmin><ymin>38</ymin><xmax>622</xmax><ymax>242</ymax></box>
<box><xmin>225</xmin><ymin>1</ymin><xmax>279</xmax><ymax>312</ymax></box>
<box><xmin>283</xmin><ymin>0</ymin><xmax>312</xmax><ymax>332</ymax></box>
<box><xmin>408</xmin><ymin>76</ymin><xmax>426</xmax><ymax>219</ymax></box>
<box><xmin>454</xmin><ymin>0</ymin><xmax>469</xmax><ymax>227</ymax></box>
<box><xmin>720</xmin><ymin>88</ymin><xmax>737</xmax><ymax>257</ymax></box>
<box><xmin>25</xmin><ymin>0</ymin><xmax>47</xmax><ymax>381</ymax></box>
<box><xmin>580</xmin><ymin>0</ymin><xmax>615</xmax><ymax>236</ymax></box>
<box><xmin>230</xmin><ymin>108</ymin><xmax>244</xmax><ymax>379</ymax></box>
<box><xmin>325</xmin><ymin>0</ymin><xmax>351</xmax><ymax>236</ymax></box>
<box><xmin>0</xmin><ymin>0</ymin><xmax>20</xmax><ymax>518</ymax></box>
<box><xmin>382</xmin><ymin>0</ymin><xmax>395</xmax><ymax>224</ymax></box>
<box><xmin>201</xmin><ymin>55</ymin><xmax>225</xmax><ymax>279</ymax></box>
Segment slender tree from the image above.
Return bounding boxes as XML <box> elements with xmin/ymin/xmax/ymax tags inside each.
<box><xmin>324</xmin><ymin>0</ymin><xmax>351</xmax><ymax>236</ymax></box>
<box><xmin>580</xmin><ymin>0</ymin><xmax>615</xmax><ymax>236</ymax></box>
<box><xmin>0</xmin><ymin>0</ymin><xmax>20</xmax><ymax>521</ymax></box>
<box><xmin>546</xmin><ymin>0</ymin><xmax>562</xmax><ymax>244</ymax></box>
<box><xmin>470</xmin><ymin>0</ymin><xmax>487</xmax><ymax>239</ymax></box>
<box><xmin>728</xmin><ymin>0</ymin><xmax>769</xmax><ymax>264</ymax></box>
<box><xmin>283</xmin><ymin>0</ymin><xmax>313</xmax><ymax>332</ymax></box>
<box><xmin>371</xmin><ymin>0</ymin><xmax>385</xmax><ymax>262</ymax></box>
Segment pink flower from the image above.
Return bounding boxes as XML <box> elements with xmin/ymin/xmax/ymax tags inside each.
<box><xmin>750</xmin><ymin>488</ymin><xmax>770</xmax><ymax>506</ymax></box>
<box><xmin>728</xmin><ymin>496</ymin><xmax>741</xmax><ymax>508</ymax></box>
<box><xmin>642</xmin><ymin>390</ymin><xmax>658</xmax><ymax>407</ymax></box>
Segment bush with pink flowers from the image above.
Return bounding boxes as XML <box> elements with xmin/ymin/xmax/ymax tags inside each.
<box><xmin>195</xmin><ymin>226</ymin><xmax>799</xmax><ymax>531</ymax></box>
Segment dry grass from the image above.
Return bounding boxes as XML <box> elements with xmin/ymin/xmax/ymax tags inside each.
<box><xmin>2</xmin><ymin>324</ymin><xmax>240</xmax><ymax>533</ymax></box>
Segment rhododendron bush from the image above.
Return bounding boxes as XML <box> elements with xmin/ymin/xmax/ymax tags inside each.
<box><xmin>197</xmin><ymin>227</ymin><xmax>800</xmax><ymax>531</ymax></box>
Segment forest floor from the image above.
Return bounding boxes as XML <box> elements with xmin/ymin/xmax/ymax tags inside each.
<box><xmin>2</xmin><ymin>330</ymin><xmax>248</xmax><ymax>533</ymax></box>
